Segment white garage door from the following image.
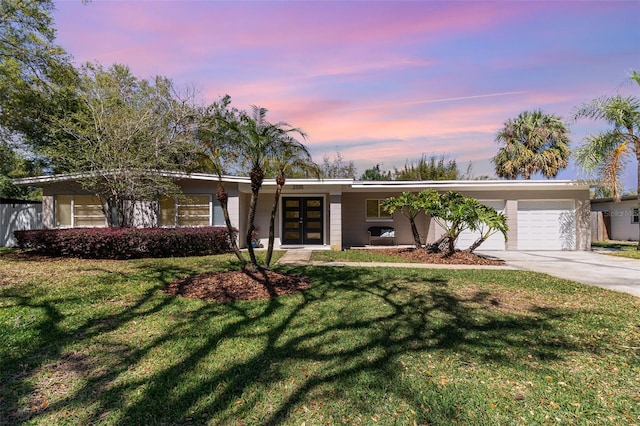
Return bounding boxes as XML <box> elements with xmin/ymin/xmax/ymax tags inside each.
<box><xmin>517</xmin><ymin>200</ymin><xmax>575</xmax><ymax>250</ymax></box>
<box><xmin>456</xmin><ymin>201</ymin><xmax>506</xmax><ymax>251</ymax></box>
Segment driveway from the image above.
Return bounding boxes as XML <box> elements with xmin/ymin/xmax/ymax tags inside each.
<box><xmin>477</xmin><ymin>250</ymin><xmax>640</xmax><ymax>297</ymax></box>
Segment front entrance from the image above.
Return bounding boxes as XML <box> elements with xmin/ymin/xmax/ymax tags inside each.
<box><xmin>282</xmin><ymin>197</ymin><xmax>324</xmax><ymax>245</ymax></box>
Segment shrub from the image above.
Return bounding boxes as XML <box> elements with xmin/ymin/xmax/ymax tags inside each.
<box><xmin>14</xmin><ymin>227</ymin><xmax>232</xmax><ymax>259</ymax></box>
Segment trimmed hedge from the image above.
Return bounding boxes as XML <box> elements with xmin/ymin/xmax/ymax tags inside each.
<box><xmin>14</xmin><ymin>227</ymin><xmax>232</xmax><ymax>259</ymax></box>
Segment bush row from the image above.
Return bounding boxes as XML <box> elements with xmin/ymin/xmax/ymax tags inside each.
<box><xmin>14</xmin><ymin>227</ymin><xmax>232</xmax><ymax>259</ymax></box>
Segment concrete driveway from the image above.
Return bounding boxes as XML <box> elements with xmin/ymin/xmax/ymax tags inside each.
<box><xmin>477</xmin><ymin>250</ymin><xmax>640</xmax><ymax>297</ymax></box>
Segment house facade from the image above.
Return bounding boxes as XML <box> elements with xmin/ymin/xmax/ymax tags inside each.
<box><xmin>15</xmin><ymin>172</ymin><xmax>593</xmax><ymax>251</ymax></box>
<box><xmin>591</xmin><ymin>196</ymin><xmax>640</xmax><ymax>242</ymax></box>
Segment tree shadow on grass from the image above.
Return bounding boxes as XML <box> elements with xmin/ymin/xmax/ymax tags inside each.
<box><xmin>0</xmin><ymin>264</ymin><xmax>614</xmax><ymax>425</ymax></box>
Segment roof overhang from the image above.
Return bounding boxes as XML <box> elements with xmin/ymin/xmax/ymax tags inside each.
<box><xmin>349</xmin><ymin>179</ymin><xmax>594</xmax><ymax>192</ymax></box>
<box><xmin>13</xmin><ymin>171</ymin><xmax>594</xmax><ymax>193</ymax></box>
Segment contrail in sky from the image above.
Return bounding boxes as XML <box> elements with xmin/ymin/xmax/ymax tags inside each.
<box><xmin>349</xmin><ymin>91</ymin><xmax>529</xmax><ymax>111</ymax></box>
<box><xmin>407</xmin><ymin>91</ymin><xmax>529</xmax><ymax>105</ymax></box>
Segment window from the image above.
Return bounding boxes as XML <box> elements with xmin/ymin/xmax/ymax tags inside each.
<box><xmin>55</xmin><ymin>195</ymin><xmax>106</xmax><ymax>228</ymax></box>
<box><xmin>633</xmin><ymin>208</ymin><xmax>639</xmax><ymax>224</ymax></box>
<box><xmin>365</xmin><ymin>199</ymin><xmax>392</xmax><ymax>220</ymax></box>
<box><xmin>160</xmin><ymin>195</ymin><xmax>224</xmax><ymax>227</ymax></box>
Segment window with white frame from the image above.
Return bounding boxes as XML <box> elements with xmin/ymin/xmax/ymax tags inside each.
<box><xmin>365</xmin><ymin>199</ymin><xmax>392</xmax><ymax>220</ymax></box>
<box><xmin>55</xmin><ymin>195</ymin><xmax>107</xmax><ymax>228</ymax></box>
<box><xmin>159</xmin><ymin>195</ymin><xmax>224</xmax><ymax>227</ymax></box>
<box><xmin>633</xmin><ymin>208</ymin><xmax>639</xmax><ymax>224</ymax></box>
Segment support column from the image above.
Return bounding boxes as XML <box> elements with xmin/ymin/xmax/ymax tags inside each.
<box><xmin>504</xmin><ymin>199</ymin><xmax>518</xmax><ymax>250</ymax></box>
<box><xmin>329</xmin><ymin>193</ymin><xmax>342</xmax><ymax>251</ymax></box>
<box><xmin>575</xmin><ymin>198</ymin><xmax>591</xmax><ymax>250</ymax></box>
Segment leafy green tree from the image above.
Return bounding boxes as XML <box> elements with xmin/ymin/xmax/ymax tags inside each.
<box><xmin>493</xmin><ymin>110</ymin><xmax>571</xmax><ymax>179</ymax></box>
<box><xmin>425</xmin><ymin>191</ymin><xmax>480</xmax><ymax>255</ymax></box>
<box><xmin>0</xmin><ymin>142</ymin><xmax>43</xmax><ymax>199</ymax></box>
<box><xmin>573</xmin><ymin>70</ymin><xmax>640</xmax><ymax>248</ymax></box>
<box><xmin>381</xmin><ymin>190</ymin><xmax>507</xmax><ymax>255</ymax></box>
<box><xmin>320</xmin><ymin>151</ymin><xmax>357</xmax><ymax>179</ymax></box>
<box><xmin>394</xmin><ymin>155</ymin><xmax>458</xmax><ymax>181</ymax></box>
<box><xmin>0</xmin><ymin>0</ymin><xmax>78</xmax><ymax>159</ymax></box>
<box><xmin>52</xmin><ymin>63</ymin><xmax>198</xmax><ymax>227</ymax></box>
<box><xmin>464</xmin><ymin>203</ymin><xmax>508</xmax><ymax>253</ymax></box>
<box><xmin>381</xmin><ymin>191</ymin><xmax>431</xmax><ymax>249</ymax></box>
<box><xmin>360</xmin><ymin>164</ymin><xmax>392</xmax><ymax>181</ymax></box>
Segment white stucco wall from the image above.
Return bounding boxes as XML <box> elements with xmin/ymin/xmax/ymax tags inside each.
<box><xmin>591</xmin><ymin>198</ymin><xmax>639</xmax><ymax>241</ymax></box>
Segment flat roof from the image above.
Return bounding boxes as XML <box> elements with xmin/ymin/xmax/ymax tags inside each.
<box><xmin>13</xmin><ymin>171</ymin><xmax>593</xmax><ymax>191</ymax></box>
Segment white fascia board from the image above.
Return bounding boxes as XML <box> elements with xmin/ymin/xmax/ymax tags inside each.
<box><xmin>12</xmin><ymin>172</ymin><xmax>87</xmax><ymax>186</ymax></box>
<box><xmin>259</xmin><ymin>178</ymin><xmax>354</xmax><ymax>186</ymax></box>
<box><xmin>349</xmin><ymin>179</ymin><xmax>593</xmax><ymax>192</ymax></box>
<box><xmin>12</xmin><ymin>171</ymin><xmax>253</xmax><ymax>186</ymax></box>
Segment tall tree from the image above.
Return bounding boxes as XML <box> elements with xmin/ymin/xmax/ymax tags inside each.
<box><xmin>320</xmin><ymin>151</ymin><xmax>357</xmax><ymax>179</ymax></box>
<box><xmin>492</xmin><ymin>110</ymin><xmax>571</xmax><ymax>179</ymax></box>
<box><xmin>0</xmin><ymin>141</ymin><xmax>43</xmax><ymax>199</ymax></box>
<box><xmin>0</xmin><ymin>0</ymin><xmax>78</xmax><ymax>159</ymax></box>
<box><xmin>52</xmin><ymin>63</ymin><xmax>198</xmax><ymax>227</ymax></box>
<box><xmin>394</xmin><ymin>155</ymin><xmax>458</xmax><ymax>181</ymax></box>
<box><xmin>360</xmin><ymin>164</ymin><xmax>392</xmax><ymax>181</ymax></box>
<box><xmin>195</xmin><ymin>95</ymin><xmax>247</xmax><ymax>267</ymax></box>
<box><xmin>573</xmin><ymin>70</ymin><xmax>640</xmax><ymax>248</ymax></box>
<box><xmin>230</xmin><ymin>106</ymin><xmax>308</xmax><ymax>270</ymax></box>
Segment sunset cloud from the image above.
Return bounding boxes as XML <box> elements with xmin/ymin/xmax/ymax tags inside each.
<box><xmin>53</xmin><ymin>0</ymin><xmax>639</xmax><ymax>187</ymax></box>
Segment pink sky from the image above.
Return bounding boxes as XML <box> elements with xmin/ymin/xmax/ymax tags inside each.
<box><xmin>52</xmin><ymin>0</ymin><xmax>639</xmax><ymax>188</ymax></box>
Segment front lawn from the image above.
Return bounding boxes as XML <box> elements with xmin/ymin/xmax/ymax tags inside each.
<box><xmin>592</xmin><ymin>241</ymin><xmax>640</xmax><ymax>260</ymax></box>
<box><xmin>1</xmin><ymin>252</ymin><xmax>639</xmax><ymax>425</ymax></box>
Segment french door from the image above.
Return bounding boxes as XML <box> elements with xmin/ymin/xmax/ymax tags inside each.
<box><xmin>281</xmin><ymin>197</ymin><xmax>324</xmax><ymax>245</ymax></box>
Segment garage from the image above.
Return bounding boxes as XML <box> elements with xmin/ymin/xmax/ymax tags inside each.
<box><xmin>517</xmin><ymin>200</ymin><xmax>575</xmax><ymax>250</ymax></box>
<box><xmin>456</xmin><ymin>200</ymin><xmax>506</xmax><ymax>250</ymax></box>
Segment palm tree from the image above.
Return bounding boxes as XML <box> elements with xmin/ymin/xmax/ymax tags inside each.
<box><xmin>493</xmin><ymin>110</ymin><xmax>571</xmax><ymax>179</ymax></box>
<box><xmin>194</xmin><ymin>96</ymin><xmax>247</xmax><ymax>267</ymax></box>
<box><xmin>264</xmin><ymin>136</ymin><xmax>320</xmax><ymax>267</ymax></box>
<box><xmin>573</xmin><ymin>70</ymin><xmax>640</xmax><ymax>249</ymax></box>
<box><xmin>232</xmin><ymin>106</ymin><xmax>308</xmax><ymax>270</ymax></box>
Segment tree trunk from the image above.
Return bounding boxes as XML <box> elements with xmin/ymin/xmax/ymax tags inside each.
<box><xmin>465</xmin><ymin>236</ymin><xmax>487</xmax><ymax>253</ymax></box>
<box><xmin>427</xmin><ymin>235</ymin><xmax>447</xmax><ymax>253</ymax></box>
<box><xmin>265</xmin><ymin>182</ymin><xmax>282</xmax><ymax>267</ymax></box>
<box><xmin>446</xmin><ymin>233</ymin><xmax>456</xmax><ymax>256</ymax></box>
<box><xmin>246</xmin><ymin>165</ymin><xmax>263</xmax><ymax>269</ymax></box>
<box><xmin>217</xmin><ymin>183</ymin><xmax>246</xmax><ymax>267</ymax></box>
<box><xmin>637</xmin><ymin>154</ymin><xmax>640</xmax><ymax>250</ymax></box>
<box><xmin>409</xmin><ymin>218</ymin><xmax>422</xmax><ymax>249</ymax></box>
<box><xmin>245</xmin><ymin>190</ymin><xmax>260</xmax><ymax>269</ymax></box>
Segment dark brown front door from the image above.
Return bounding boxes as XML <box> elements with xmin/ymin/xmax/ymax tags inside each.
<box><xmin>282</xmin><ymin>197</ymin><xmax>324</xmax><ymax>245</ymax></box>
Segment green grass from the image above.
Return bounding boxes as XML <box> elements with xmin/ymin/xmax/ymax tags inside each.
<box><xmin>1</xmin><ymin>251</ymin><xmax>639</xmax><ymax>425</ymax></box>
<box><xmin>592</xmin><ymin>241</ymin><xmax>640</xmax><ymax>260</ymax></box>
<box><xmin>311</xmin><ymin>248</ymin><xmax>421</xmax><ymax>263</ymax></box>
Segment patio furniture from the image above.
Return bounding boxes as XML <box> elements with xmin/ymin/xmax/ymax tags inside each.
<box><xmin>368</xmin><ymin>226</ymin><xmax>396</xmax><ymax>246</ymax></box>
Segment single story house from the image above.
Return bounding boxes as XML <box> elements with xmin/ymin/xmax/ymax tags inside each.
<box><xmin>1</xmin><ymin>198</ymin><xmax>42</xmax><ymax>247</ymax></box>
<box><xmin>590</xmin><ymin>195</ymin><xmax>639</xmax><ymax>242</ymax></box>
<box><xmin>14</xmin><ymin>172</ymin><xmax>592</xmax><ymax>251</ymax></box>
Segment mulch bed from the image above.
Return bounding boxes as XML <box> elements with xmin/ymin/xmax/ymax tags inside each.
<box><xmin>164</xmin><ymin>269</ymin><xmax>312</xmax><ymax>303</ymax></box>
<box><xmin>370</xmin><ymin>248</ymin><xmax>505</xmax><ymax>266</ymax></box>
